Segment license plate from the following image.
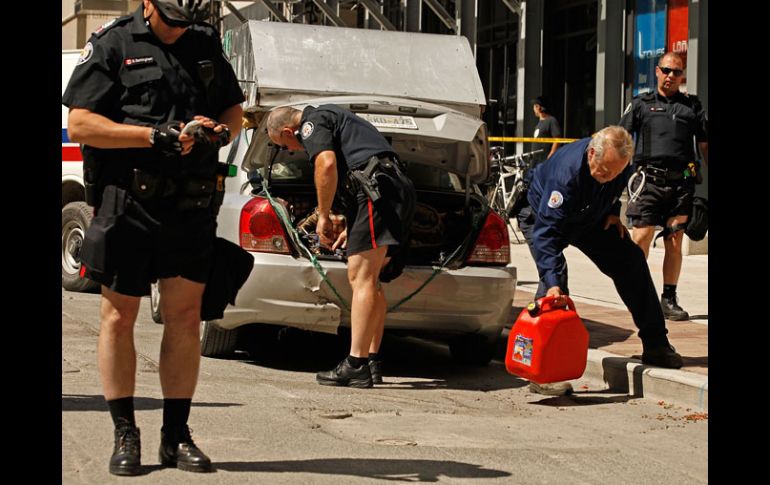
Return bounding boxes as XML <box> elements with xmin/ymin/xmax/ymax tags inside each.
<box><xmin>357</xmin><ymin>113</ymin><xmax>418</xmax><ymax>130</ymax></box>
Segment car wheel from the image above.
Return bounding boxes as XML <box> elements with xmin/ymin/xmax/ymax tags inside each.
<box><xmin>200</xmin><ymin>320</ymin><xmax>239</xmax><ymax>358</ymax></box>
<box><xmin>61</xmin><ymin>201</ymin><xmax>100</xmax><ymax>293</ymax></box>
<box><xmin>150</xmin><ymin>282</ymin><xmax>163</xmax><ymax>324</ymax></box>
<box><xmin>449</xmin><ymin>330</ymin><xmax>501</xmax><ymax>366</ymax></box>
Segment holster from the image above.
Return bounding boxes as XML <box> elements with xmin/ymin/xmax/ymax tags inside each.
<box><xmin>79</xmin><ymin>185</ymin><xmax>128</xmax><ymax>282</ymax></box>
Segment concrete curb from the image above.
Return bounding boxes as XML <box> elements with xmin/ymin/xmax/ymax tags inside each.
<box><xmin>584</xmin><ymin>349</ymin><xmax>708</xmax><ymax>411</ymax></box>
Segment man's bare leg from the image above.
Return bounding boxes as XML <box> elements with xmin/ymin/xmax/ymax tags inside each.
<box><xmin>98</xmin><ymin>287</ymin><xmax>141</xmax><ymax>400</ymax></box>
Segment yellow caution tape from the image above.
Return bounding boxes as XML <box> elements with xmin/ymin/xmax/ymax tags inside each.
<box><xmin>488</xmin><ymin>136</ymin><xmax>579</xmax><ymax>143</ymax></box>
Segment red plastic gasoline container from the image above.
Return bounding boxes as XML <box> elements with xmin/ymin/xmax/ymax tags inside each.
<box><xmin>505</xmin><ymin>295</ymin><xmax>589</xmax><ymax>384</ymax></box>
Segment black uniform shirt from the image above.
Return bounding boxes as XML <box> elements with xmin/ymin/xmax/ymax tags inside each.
<box><xmin>619</xmin><ymin>90</ymin><xmax>707</xmax><ymax>166</ymax></box>
<box><xmin>61</xmin><ymin>7</ymin><xmax>244</xmax><ymax>181</ymax></box>
<box><xmin>298</xmin><ymin>105</ymin><xmax>395</xmax><ymax>176</ymax></box>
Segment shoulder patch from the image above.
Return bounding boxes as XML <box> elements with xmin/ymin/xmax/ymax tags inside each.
<box><xmin>76</xmin><ymin>42</ymin><xmax>94</xmax><ymax>66</ymax></box>
<box><xmin>547</xmin><ymin>191</ymin><xmax>564</xmax><ymax>209</ymax></box>
<box><xmin>301</xmin><ymin>121</ymin><xmax>314</xmax><ymax>140</ymax></box>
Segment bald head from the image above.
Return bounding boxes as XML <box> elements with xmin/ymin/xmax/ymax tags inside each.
<box><xmin>266</xmin><ymin>107</ymin><xmax>302</xmax><ymax>139</ymax></box>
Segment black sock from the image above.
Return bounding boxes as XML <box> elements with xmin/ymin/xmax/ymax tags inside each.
<box><xmin>662</xmin><ymin>284</ymin><xmax>677</xmax><ymax>298</ymax></box>
<box><xmin>107</xmin><ymin>397</ymin><xmax>135</xmax><ymax>428</ymax></box>
<box><xmin>346</xmin><ymin>355</ymin><xmax>368</xmax><ymax>368</ymax></box>
<box><xmin>368</xmin><ymin>352</ymin><xmax>382</xmax><ymax>362</ymax></box>
<box><xmin>162</xmin><ymin>398</ymin><xmax>192</xmax><ymax>433</ymax></box>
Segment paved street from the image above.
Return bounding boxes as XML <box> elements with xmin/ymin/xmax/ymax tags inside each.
<box><xmin>63</xmin><ymin>288</ymin><xmax>707</xmax><ymax>484</ymax></box>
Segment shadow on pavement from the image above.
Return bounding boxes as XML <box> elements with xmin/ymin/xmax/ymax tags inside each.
<box><xmin>234</xmin><ymin>326</ymin><xmax>526</xmax><ymax>392</ymax></box>
<box><xmin>62</xmin><ymin>394</ymin><xmax>242</xmax><ymax>412</ymax></box>
<box><xmin>530</xmin><ymin>393</ymin><xmax>636</xmax><ymax>407</ymax></box>
<box><xmin>214</xmin><ymin>458</ymin><xmax>511</xmax><ymax>481</ymax></box>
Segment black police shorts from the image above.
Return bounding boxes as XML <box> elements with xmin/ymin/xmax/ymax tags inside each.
<box><xmin>81</xmin><ymin>186</ymin><xmax>216</xmax><ymax>297</ymax></box>
<box><xmin>626</xmin><ymin>178</ymin><xmax>695</xmax><ymax>228</ymax></box>
<box><xmin>344</xmin><ymin>167</ymin><xmax>416</xmax><ymax>258</ymax></box>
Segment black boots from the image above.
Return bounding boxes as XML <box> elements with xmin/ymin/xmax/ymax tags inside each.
<box><xmin>368</xmin><ymin>360</ymin><xmax>383</xmax><ymax>385</ymax></box>
<box><xmin>661</xmin><ymin>294</ymin><xmax>689</xmax><ymax>321</ymax></box>
<box><xmin>642</xmin><ymin>343</ymin><xmax>684</xmax><ymax>369</ymax></box>
<box><xmin>109</xmin><ymin>425</ymin><xmax>141</xmax><ymax>476</ymax></box>
<box><xmin>316</xmin><ymin>358</ymin><xmax>373</xmax><ymax>388</ymax></box>
<box><xmin>159</xmin><ymin>425</ymin><xmax>213</xmax><ymax>473</ymax></box>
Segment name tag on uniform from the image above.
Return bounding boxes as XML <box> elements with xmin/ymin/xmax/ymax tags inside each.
<box><xmin>124</xmin><ymin>57</ymin><xmax>156</xmax><ymax>68</ymax></box>
<box><xmin>649</xmin><ymin>106</ymin><xmax>666</xmax><ymax>112</ymax></box>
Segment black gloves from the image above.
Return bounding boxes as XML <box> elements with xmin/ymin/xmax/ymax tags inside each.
<box><xmin>192</xmin><ymin>124</ymin><xmax>231</xmax><ymax>150</ymax></box>
<box><xmin>149</xmin><ymin>120</ymin><xmax>232</xmax><ymax>156</ymax></box>
<box><xmin>149</xmin><ymin>121</ymin><xmax>184</xmax><ymax>156</ymax></box>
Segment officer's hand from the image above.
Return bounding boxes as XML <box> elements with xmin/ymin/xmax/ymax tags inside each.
<box><xmin>332</xmin><ymin>229</ymin><xmax>348</xmax><ymax>251</ymax></box>
<box><xmin>189</xmin><ymin>115</ymin><xmax>232</xmax><ymax>150</ymax></box>
<box><xmin>546</xmin><ymin>286</ymin><xmax>568</xmax><ymax>307</ymax></box>
<box><xmin>316</xmin><ymin>214</ymin><xmax>334</xmax><ymax>248</ymax></box>
<box><xmin>150</xmin><ymin>121</ymin><xmax>184</xmax><ymax>156</ymax></box>
<box><xmin>603</xmin><ymin>214</ymin><xmax>628</xmax><ymax>239</ymax></box>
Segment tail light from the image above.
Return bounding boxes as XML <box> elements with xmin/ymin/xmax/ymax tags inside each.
<box><xmin>466</xmin><ymin>211</ymin><xmax>510</xmax><ymax>265</ymax></box>
<box><xmin>239</xmin><ymin>197</ymin><xmax>291</xmax><ymax>254</ymax></box>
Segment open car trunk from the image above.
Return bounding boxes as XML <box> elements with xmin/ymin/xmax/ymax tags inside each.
<box><xmin>256</xmin><ymin>179</ymin><xmax>488</xmax><ymax>269</ymax></box>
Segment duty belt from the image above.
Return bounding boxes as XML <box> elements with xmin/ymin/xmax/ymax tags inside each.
<box><xmin>639</xmin><ymin>164</ymin><xmax>687</xmax><ymax>186</ymax></box>
<box><xmin>130</xmin><ymin>168</ymin><xmax>216</xmax><ymax>210</ymax></box>
<box><xmin>344</xmin><ymin>155</ymin><xmax>403</xmax><ymax>203</ymax></box>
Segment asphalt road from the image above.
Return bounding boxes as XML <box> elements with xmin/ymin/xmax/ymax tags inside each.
<box><xmin>62</xmin><ymin>288</ymin><xmax>707</xmax><ymax>484</ymax></box>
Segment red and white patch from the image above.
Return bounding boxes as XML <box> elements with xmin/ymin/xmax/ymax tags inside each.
<box><xmin>547</xmin><ymin>190</ymin><xmax>564</xmax><ymax>209</ymax></box>
<box><xmin>76</xmin><ymin>42</ymin><xmax>93</xmax><ymax>65</ymax></box>
<box><xmin>300</xmin><ymin>121</ymin><xmax>314</xmax><ymax>139</ymax></box>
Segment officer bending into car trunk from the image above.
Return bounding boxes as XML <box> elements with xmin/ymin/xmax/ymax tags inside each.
<box><xmin>519</xmin><ymin>126</ymin><xmax>684</xmax><ymax>396</ymax></box>
<box><xmin>62</xmin><ymin>0</ymin><xmax>245</xmax><ymax>476</ymax></box>
<box><xmin>619</xmin><ymin>51</ymin><xmax>708</xmax><ymax>321</ymax></box>
<box><xmin>267</xmin><ymin>105</ymin><xmax>417</xmax><ymax>388</ymax></box>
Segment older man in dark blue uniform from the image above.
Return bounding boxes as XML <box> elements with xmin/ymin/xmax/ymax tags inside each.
<box><xmin>266</xmin><ymin>105</ymin><xmax>416</xmax><ymax>389</ymax></box>
<box><xmin>518</xmin><ymin>126</ymin><xmax>683</xmax><ymax>395</ymax></box>
<box><xmin>620</xmin><ymin>52</ymin><xmax>708</xmax><ymax>321</ymax></box>
<box><xmin>62</xmin><ymin>0</ymin><xmax>245</xmax><ymax>476</ymax></box>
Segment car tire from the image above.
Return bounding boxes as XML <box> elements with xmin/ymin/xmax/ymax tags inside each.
<box><xmin>150</xmin><ymin>282</ymin><xmax>163</xmax><ymax>324</ymax></box>
<box><xmin>200</xmin><ymin>321</ymin><xmax>239</xmax><ymax>358</ymax></box>
<box><xmin>62</xmin><ymin>201</ymin><xmax>100</xmax><ymax>293</ymax></box>
<box><xmin>449</xmin><ymin>331</ymin><xmax>501</xmax><ymax>366</ymax></box>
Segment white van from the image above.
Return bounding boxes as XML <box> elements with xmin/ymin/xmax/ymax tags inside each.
<box><xmin>61</xmin><ymin>49</ymin><xmax>99</xmax><ymax>292</ymax></box>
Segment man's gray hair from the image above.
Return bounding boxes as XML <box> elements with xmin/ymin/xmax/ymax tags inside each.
<box><xmin>589</xmin><ymin>125</ymin><xmax>634</xmax><ymax>161</ymax></box>
<box><xmin>266</xmin><ymin>106</ymin><xmax>301</xmax><ymax>137</ymax></box>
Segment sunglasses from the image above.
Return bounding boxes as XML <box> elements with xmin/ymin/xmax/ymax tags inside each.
<box><xmin>658</xmin><ymin>66</ymin><xmax>684</xmax><ymax>77</ymax></box>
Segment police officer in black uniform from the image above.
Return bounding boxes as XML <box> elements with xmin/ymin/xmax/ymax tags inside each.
<box><xmin>519</xmin><ymin>126</ymin><xmax>683</xmax><ymax>395</ymax></box>
<box><xmin>62</xmin><ymin>0</ymin><xmax>245</xmax><ymax>476</ymax></box>
<box><xmin>266</xmin><ymin>105</ymin><xmax>416</xmax><ymax>388</ymax></box>
<box><xmin>620</xmin><ymin>52</ymin><xmax>708</xmax><ymax>321</ymax></box>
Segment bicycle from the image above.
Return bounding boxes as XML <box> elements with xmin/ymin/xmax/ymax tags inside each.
<box><xmin>485</xmin><ymin>147</ymin><xmax>544</xmax><ymax>242</ymax></box>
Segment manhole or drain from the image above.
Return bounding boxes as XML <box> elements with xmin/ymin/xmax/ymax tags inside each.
<box><xmin>375</xmin><ymin>438</ymin><xmax>417</xmax><ymax>446</ymax></box>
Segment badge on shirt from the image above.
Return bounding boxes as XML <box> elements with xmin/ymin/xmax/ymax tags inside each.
<box><xmin>124</xmin><ymin>57</ymin><xmax>156</xmax><ymax>68</ymax></box>
<box><xmin>300</xmin><ymin>121</ymin><xmax>314</xmax><ymax>140</ymax></box>
<box><xmin>547</xmin><ymin>191</ymin><xmax>564</xmax><ymax>209</ymax></box>
<box><xmin>650</xmin><ymin>106</ymin><xmax>666</xmax><ymax>112</ymax></box>
<box><xmin>76</xmin><ymin>42</ymin><xmax>93</xmax><ymax>66</ymax></box>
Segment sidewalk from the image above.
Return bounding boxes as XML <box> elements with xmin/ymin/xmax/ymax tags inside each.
<box><xmin>507</xmin><ymin>233</ymin><xmax>708</xmax><ymax>411</ymax></box>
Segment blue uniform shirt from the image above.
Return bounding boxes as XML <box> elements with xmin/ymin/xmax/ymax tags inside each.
<box><xmin>527</xmin><ymin>137</ymin><xmax>631</xmax><ymax>289</ymax></box>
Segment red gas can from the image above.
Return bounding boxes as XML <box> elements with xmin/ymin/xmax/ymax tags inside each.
<box><xmin>505</xmin><ymin>295</ymin><xmax>589</xmax><ymax>384</ymax></box>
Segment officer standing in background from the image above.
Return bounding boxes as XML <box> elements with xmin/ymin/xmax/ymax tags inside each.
<box><xmin>620</xmin><ymin>52</ymin><xmax>708</xmax><ymax>321</ymax></box>
<box><xmin>62</xmin><ymin>0</ymin><xmax>245</xmax><ymax>476</ymax></box>
<box><xmin>520</xmin><ymin>126</ymin><xmax>683</xmax><ymax>396</ymax></box>
<box><xmin>266</xmin><ymin>105</ymin><xmax>416</xmax><ymax>389</ymax></box>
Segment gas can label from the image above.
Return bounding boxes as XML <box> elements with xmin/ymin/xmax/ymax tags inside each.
<box><xmin>512</xmin><ymin>335</ymin><xmax>533</xmax><ymax>366</ymax></box>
